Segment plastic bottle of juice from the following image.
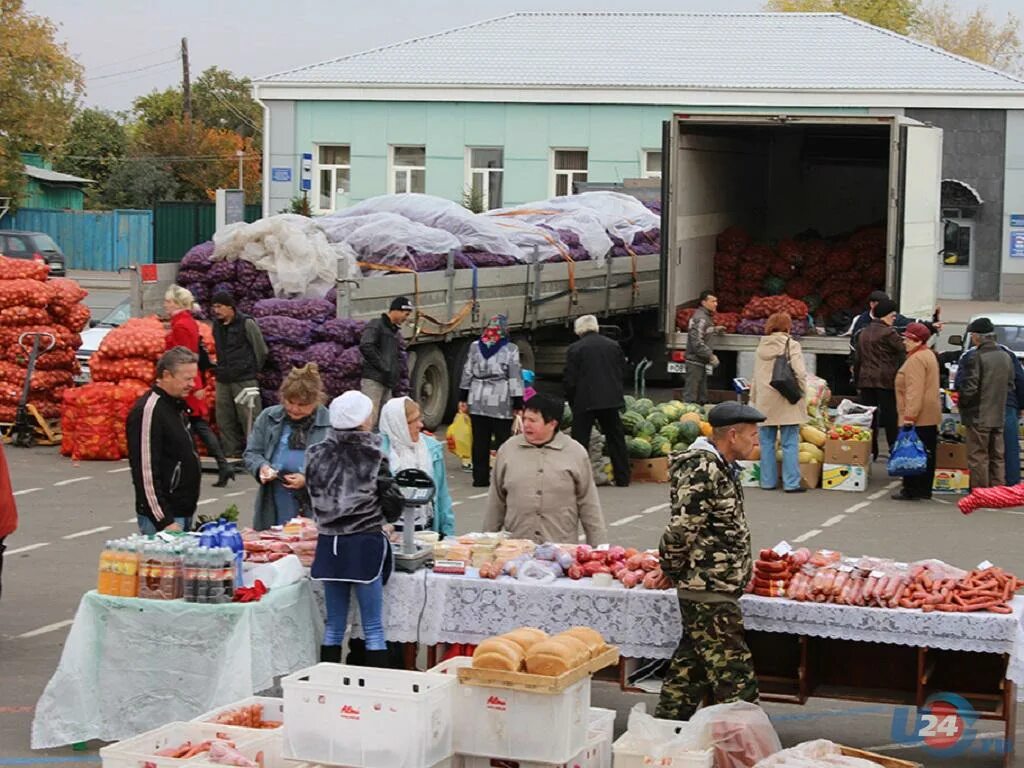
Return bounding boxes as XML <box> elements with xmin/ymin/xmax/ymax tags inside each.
<box><xmin>120</xmin><ymin>540</ymin><xmax>139</xmax><ymax>597</ymax></box>
<box><xmin>158</xmin><ymin>545</ymin><xmax>175</xmax><ymax>600</ymax></box>
<box><xmin>222</xmin><ymin>547</ymin><xmax>236</xmax><ymax>603</ymax></box>
<box><xmin>96</xmin><ymin>542</ymin><xmax>114</xmax><ymax>595</ymax></box>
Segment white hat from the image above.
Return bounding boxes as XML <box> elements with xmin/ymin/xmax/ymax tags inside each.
<box><xmin>329</xmin><ymin>390</ymin><xmax>374</xmax><ymax>429</ymax></box>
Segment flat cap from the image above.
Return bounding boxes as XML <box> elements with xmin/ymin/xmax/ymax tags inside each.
<box><xmin>967</xmin><ymin>317</ymin><xmax>994</xmax><ymax>334</ymax></box>
<box><xmin>707</xmin><ymin>401</ymin><xmax>766</xmax><ymax>427</ymax></box>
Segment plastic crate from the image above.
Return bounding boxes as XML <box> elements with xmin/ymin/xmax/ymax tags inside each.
<box><xmin>282</xmin><ymin>662</ymin><xmax>455</xmax><ymax>768</ymax></box>
<box><xmin>611</xmin><ymin>714</ymin><xmax>713</xmax><ymax>768</ymax></box>
<box><xmin>98</xmin><ymin>722</ymin><xmax>265</xmax><ymax>768</ymax></box>
<box><xmin>455</xmin><ymin>709</ymin><xmax>614</xmax><ymax>768</ymax></box>
<box><xmin>192</xmin><ymin>697</ymin><xmax>284</xmax><ymax>729</ymax></box>
<box><xmin>429</xmin><ymin>657</ymin><xmax>589</xmax><ymax>764</ymax></box>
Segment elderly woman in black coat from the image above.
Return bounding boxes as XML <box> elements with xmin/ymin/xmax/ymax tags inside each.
<box><xmin>305</xmin><ymin>390</ymin><xmax>402</xmax><ymax>666</ymax></box>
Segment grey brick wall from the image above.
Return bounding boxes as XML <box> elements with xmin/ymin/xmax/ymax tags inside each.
<box><xmin>905</xmin><ymin>108</ymin><xmax>1007</xmax><ymax>300</ymax></box>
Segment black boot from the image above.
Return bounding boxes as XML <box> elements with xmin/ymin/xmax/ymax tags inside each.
<box><xmin>346</xmin><ymin>638</ymin><xmax>366</xmax><ymax>666</ymax></box>
<box><xmin>363</xmin><ymin>649</ymin><xmax>392</xmax><ymax>668</ymax></box>
<box><xmin>320</xmin><ymin>645</ymin><xmax>342</xmax><ymax>663</ymax></box>
<box><xmin>213</xmin><ymin>461</ymin><xmax>236</xmax><ymax>488</ymax></box>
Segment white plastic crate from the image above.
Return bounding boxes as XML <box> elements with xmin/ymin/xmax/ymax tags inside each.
<box><xmin>456</xmin><ymin>711</ymin><xmax>613</xmax><ymax>768</ymax></box>
<box><xmin>192</xmin><ymin>697</ymin><xmax>284</xmax><ymax>729</ymax></box>
<box><xmin>429</xmin><ymin>657</ymin><xmax>589</xmax><ymax>765</ymax></box>
<box><xmin>282</xmin><ymin>662</ymin><xmax>455</xmax><ymax>768</ymax></box>
<box><xmin>611</xmin><ymin>714</ymin><xmax>713</xmax><ymax>768</ymax></box>
<box><xmin>98</xmin><ymin>722</ymin><xmax>265</xmax><ymax>768</ymax></box>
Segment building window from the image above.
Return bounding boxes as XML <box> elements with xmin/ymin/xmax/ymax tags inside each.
<box><xmin>466</xmin><ymin>148</ymin><xmax>504</xmax><ymax>210</ymax></box>
<box><xmin>391</xmin><ymin>146</ymin><xmax>426</xmax><ymax>194</ymax></box>
<box><xmin>316</xmin><ymin>145</ymin><xmax>350</xmax><ymax>211</ymax></box>
<box><xmin>552</xmin><ymin>149</ymin><xmax>588</xmax><ymax>196</ymax></box>
<box><xmin>643</xmin><ymin>150</ymin><xmax>662</xmax><ymax>179</ymax></box>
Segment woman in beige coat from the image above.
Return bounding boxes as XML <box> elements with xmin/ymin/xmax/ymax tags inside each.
<box><xmin>893</xmin><ymin>322</ymin><xmax>941</xmax><ymax>501</ymax></box>
<box><xmin>749</xmin><ymin>312</ymin><xmax>808</xmax><ymax>493</ymax></box>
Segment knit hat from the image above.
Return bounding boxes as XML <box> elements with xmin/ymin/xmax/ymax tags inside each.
<box><xmin>967</xmin><ymin>317</ymin><xmax>995</xmax><ymax>334</ymax></box>
<box><xmin>211</xmin><ymin>292</ymin><xmax>236</xmax><ymax>309</ymax></box>
<box><xmin>868</xmin><ymin>290</ymin><xmax>889</xmax><ymax>303</ymax></box>
<box><xmin>904</xmin><ymin>322</ymin><xmax>931</xmax><ymax>343</ymax></box>
<box><xmin>873</xmin><ymin>298</ymin><xmax>897</xmax><ymax>319</ymax></box>
<box><xmin>329</xmin><ymin>390</ymin><xmax>373</xmax><ymax>430</ymax></box>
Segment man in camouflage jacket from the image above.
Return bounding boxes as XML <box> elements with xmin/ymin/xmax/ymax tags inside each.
<box><xmin>683</xmin><ymin>291</ymin><xmax>722</xmax><ymax>404</ymax></box>
<box><xmin>656</xmin><ymin>402</ymin><xmax>765</xmax><ymax>721</ymax></box>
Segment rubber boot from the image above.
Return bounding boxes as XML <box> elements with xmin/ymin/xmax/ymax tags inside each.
<box><xmin>212</xmin><ymin>460</ymin><xmax>236</xmax><ymax>488</ymax></box>
<box><xmin>363</xmin><ymin>649</ymin><xmax>392</xmax><ymax>668</ymax></box>
<box><xmin>320</xmin><ymin>645</ymin><xmax>342</xmax><ymax>663</ymax></box>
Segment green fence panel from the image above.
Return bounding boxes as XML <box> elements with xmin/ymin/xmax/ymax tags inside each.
<box><xmin>154</xmin><ymin>202</ymin><xmax>265</xmax><ymax>263</ymax></box>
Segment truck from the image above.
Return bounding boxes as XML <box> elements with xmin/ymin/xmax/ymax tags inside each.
<box><xmin>129</xmin><ymin>112</ymin><xmax>942</xmax><ymax>430</ymax></box>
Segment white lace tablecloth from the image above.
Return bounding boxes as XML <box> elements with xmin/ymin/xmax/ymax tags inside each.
<box><xmin>31</xmin><ymin>580</ymin><xmax>322</xmax><ymax>749</ymax></box>
<box><xmin>356</xmin><ymin>572</ymin><xmax>1024</xmax><ymax>699</ymax></box>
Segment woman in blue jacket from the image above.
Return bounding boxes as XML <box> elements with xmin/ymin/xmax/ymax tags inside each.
<box><xmin>378</xmin><ymin>396</ymin><xmax>455</xmax><ymax>537</ymax></box>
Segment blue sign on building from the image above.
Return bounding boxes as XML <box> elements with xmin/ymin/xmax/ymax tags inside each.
<box><xmin>1011</xmin><ymin>214</ymin><xmax>1024</xmax><ymax>227</ymax></box>
<box><xmin>1011</xmin><ymin>231</ymin><xmax>1024</xmax><ymax>259</ymax></box>
<box><xmin>271</xmin><ymin>167</ymin><xmax>292</xmax><ymax>183</ymax></box>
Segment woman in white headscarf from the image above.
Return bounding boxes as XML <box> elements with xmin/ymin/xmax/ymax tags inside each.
<box><xmin>379</xmin><ymin>396</ymin><xmax>455</xmax><ymax>537</ymax></box>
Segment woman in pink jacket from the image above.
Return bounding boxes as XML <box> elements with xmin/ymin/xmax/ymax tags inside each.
<box><xmin>0</xmin><ymin>442</ymin><xmax>17</xmax><ymax>600</ymax></box>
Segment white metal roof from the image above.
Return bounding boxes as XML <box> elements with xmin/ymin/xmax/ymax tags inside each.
<box><xmin>24</xmin><ymin>165</ymin><xmax>93</xmax><ymax>185</ymax></box>
<box><xmin>258</xmin><ymin>12</ymin><xmax>1024</xmax><ymax>93</ymax></box>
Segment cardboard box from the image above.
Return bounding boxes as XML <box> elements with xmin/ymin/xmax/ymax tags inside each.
<box><xmin>822</xmin><ymin>463</ymin><xmax>868</xmax><ymax>492</ymax></box>
<box><xmin>630</xmin><ymin>457</ymin><xmax>669</xmax><ymax>483</ymax></box>
<box><xmin>936</xmin><ymin>441</ymin><xmax>968</xmax><ymax>469</ymax></box>
<box><xmin>797</xmin><ymin>462</ymin><xmax>822</xmax><ymax>490</ymax></box>
<box><xmin>740</xmin><ymin>461</ymin><xmax>821</xmax><ymax>489</ymax></box>
<box><xmin>823</xmin><ymin>439</ymin><xmax>871</xmax><ymax>467</ymax></box>
<box><xmin>933</xmin><ymin>468</ymin><xmax>970</xmax><ymax>494</ymax></box>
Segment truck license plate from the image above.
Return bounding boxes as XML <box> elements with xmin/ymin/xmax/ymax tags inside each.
<box><xmin>667</xmin><ymin>362</ymin><xmax>686</xmax><ymax>374</ymax></box>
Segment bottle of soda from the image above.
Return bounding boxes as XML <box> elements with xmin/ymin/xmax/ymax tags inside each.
<box><xmin>222</xmin><ymin>547</ymin><xmax>236</xmax><ymax>602</ymax></box>
<box><xmin>196</xmin><ymin>549</ymin><xmax>210</xmax><ymax>604</ymax></box>
<box><xmin>183</xmin><ymin>548</ymin><xmax>197</xmax><ymax>603</ymax></box>
<box><xmin>97</xmin><ymin>542</ymin><xmax>113</xmax><ymax>595</ymax></box>
<box><xmin>159</xmin><ymin>545</ymin><xmax>176</xmax><ymax>600</ymax></box>
<box><xmin>122</xmin><ymin>539</ymin><xmax>139</xmax><ymax>598</ymax></box>
<box><xmin>206</xmin><ymin>548</ymin><xmax>225</xmax><ymax>604</ymax></box>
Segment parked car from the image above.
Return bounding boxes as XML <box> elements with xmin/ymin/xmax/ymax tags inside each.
<box><xmin>75</xmin><ymin>299</ymin><xmax>131</xmax><ymax>382</ymax></box>
<box><xmin>0</xmin><ymin>230</ymin><xmax>66</xmax><ymax>277</ymax></box>
<box><xmin>946</xmin><ymin>313</ymin><xmax>1024</xmax><ymax>387</ymax></box>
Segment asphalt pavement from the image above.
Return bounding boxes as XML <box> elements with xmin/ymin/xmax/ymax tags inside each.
<box><xmin>1</xmin><ymin>436</ymin><xmax>1022</xmax><ymax>767</ymax></box>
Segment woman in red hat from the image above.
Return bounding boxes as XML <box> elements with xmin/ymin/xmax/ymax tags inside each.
<box><xmin>893</xmin><ymin>322</ymin><xmax>940</xmax><ymax>500</ymax></box>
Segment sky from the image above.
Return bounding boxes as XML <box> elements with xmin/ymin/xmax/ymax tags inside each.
<box><xmin>28</xmin><ymin>0</ymin><xmax>1024</xmax><ymax>111</ymax></box>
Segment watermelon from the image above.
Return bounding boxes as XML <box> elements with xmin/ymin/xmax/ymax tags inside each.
<box><xmin>633</xmin><ymin>398</ymin><xmax>654</xmax><ymax>416</ymax></box>
<box><xmin>627</xmin><ymin>437</ymin><xmax>653</xmax><ymax>459</ymax></box>
<box><xmin>659</xmin><ymin>401</ymin><xmax>684</xmax><ymax>421</ymax></box>
<box><xmin>561</xmin><ymin>403</ymin><xmax>573</xmax><ymax>428</ymax></box>
<box><xmin>624</xmin><ymin>395</ymin><xmax>636</xmax><ymax>410</ymax></box>
<box><xmin>678</xmin><ymin>420</ymin><xmax>701</xmax><ymax>444</ymax></box>
<box><xmin>650</xmin><ymin>436</ymin><xmax>672</xmax><ymax>457</ymax></box>
<box><xmin>620</xmin><ymin>410</ymin><xmax>644</xmax><ymax>436</ymax></box>
<box><xmin>659</xmin><ymin>423</ymin><xmax>682</xmax><ymax>443</ymax></box>
<box><xmin>673</xmin><ymin>442</ymin><xmax>688</xmax><ymax>453</ymax></box>
<box><xmin>647</xmin><ymin>411</ymin><xmax>669</xmax><ymax>430</ymax></box>
<box><xmin>636</xmin><ymin>419</ymin><xmax>658</xmax><ymax>439</ymax></box>
<box><xmin>680</xmin><ymin>403</ymin><xmax>702</xmax><ymax>415</ymax></box>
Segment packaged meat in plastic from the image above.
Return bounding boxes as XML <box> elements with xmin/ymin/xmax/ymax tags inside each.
<box><xmin>515</xmin><ymin>559</ymin><xmax>559</xmax><ymax>584</ymax></box>
<box><xmin>690</xmin><ymin>701</ymin><xmax>781</xmax><ymax>768</ymax></box>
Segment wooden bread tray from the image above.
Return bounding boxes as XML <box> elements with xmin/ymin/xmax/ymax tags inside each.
<box><xmin>456</xmin><ymin>645</ymin><xmax>620</xmax><ymax>693</ymax></box>
<box><xmin>839</xmin><ymin>747</ymin><xmax>922</xmax><ymax>768</ymax></box>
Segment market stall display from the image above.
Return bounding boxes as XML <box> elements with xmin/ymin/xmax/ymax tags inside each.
<box><xmin>242</xmin><ymin>517</ymin><xmax>317</xmax><ymax>567</ymax></box>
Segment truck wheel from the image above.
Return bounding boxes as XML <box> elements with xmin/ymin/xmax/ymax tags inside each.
<box><xmin>445</xmin><ymin>339</ymin><xmax>471</xmax><ymax>421</ymax></box>
<box><xmin>410</xmin><ymin>345</ymin><xmax>449</xmax><ymax>431</ymax></box>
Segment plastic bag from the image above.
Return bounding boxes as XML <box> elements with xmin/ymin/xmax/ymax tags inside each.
<box><xmin>615</xmin><ymin>703</ymin><xmax>705</xmax><ymax>762</ymax></box>
<box><xmin>834</xmin><ymin>398</ymin><xmax>875</xmax><ymax>428</ymax></box>
<box><xmin>887</xmin><ymin>426</ymin><xmax>928</xmax><ymax>477</ymax></box>
<box><xmin>446</xmin><ymin>412</ymin><xmax>472</xmax><ymax>462</ymax></box>
<box><xmin>690</xmin><ymin>701</ymin><xmax>782</xmax><ymax>768</ymax></box>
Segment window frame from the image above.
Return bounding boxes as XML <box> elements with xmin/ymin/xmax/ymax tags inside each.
<box><xmin>313</xmin><ymin>144</ymin><xmax>351</xmax><ymax>212</ymax></box>
<box><xmin>550</xmin><ymin>148</ymin><xmax>589</xmax><ymax>197</ymax></box>
<box><xmin>464</xmin><ymin>147</ymin><xmax>505</xmax><ymax>210</ymax></box>
<box><xmin>389</xmin><ymin>145</ymin><xmax>426</xmax><ymax>195</ymax></box>
<box><xmin>642</xmin><ymin>149</ymin><xmax>663</xmax><ymax>179</ymax></box>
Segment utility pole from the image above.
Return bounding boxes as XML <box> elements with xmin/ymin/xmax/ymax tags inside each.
<box><xmin>237</xmin><ymin>150</ymin><xmax>245</xmax><ymax>191</ymax></box>
<box><xmin>181</xmin><ymin>37</ymin><xmax>191</xmax><ymax>123</ymax></box>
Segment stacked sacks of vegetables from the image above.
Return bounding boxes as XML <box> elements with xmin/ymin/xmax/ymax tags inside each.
<box><xmin>88</xmin><ymin>317</ymin><xmax>165</xmax><ymax>385</ymax></box>
<box><xmin>175</xmin><ymin>240</ymin><xmax>275</xmax><ymax>318</ymax></box>
<box><xmin>61</xmin><ymin>381</ymin><xmax>147</xmax><ymax>461</ymax></box>
<box><xmin>738</xmin><ymin>295</ymin><xmax>810</xmax><ymax>336</ymax></box>
<box><xmin>0</xmin><ymin>257</ymin><xmax>90</xmax><ymax>423</ymax></box>
<box><xmin>620</xmin><ymin>397</ymin><xmax>711</xmax><ymax>460</ymax></box>
<box><xmin>674</xmin><ymin>307</ymin><xmax>740</xmax><ymax>334</ymax></box>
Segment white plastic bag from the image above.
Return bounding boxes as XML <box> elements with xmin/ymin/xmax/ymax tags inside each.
<box><xmin>834</xmin><ymin>398</ymin><xmax>876</xmax><ymax>429</ymax></box>
<box><xmin>615</xmin><ymin>703</ymin><xmax>705</xmax><ymax>761</ymax></box>
<box><xmin>689</xmin><ymin>701</ymin><xmax>781</xmax><ymax>768</ymax></box>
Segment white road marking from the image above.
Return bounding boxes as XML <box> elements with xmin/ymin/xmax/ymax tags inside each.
<box><xmin>16</xmin><ymin>620</ymin><xmax>74</xmax><ymax>639</ymax></box>
<box><xmin>5</xmin><ymin>542</ymin><xmax>50</xmax><ymax>556</ymax></box>
<box><xmin>54</xmin><ymin>476</ymin><xmax>92</xmax><ymax>487</ymax></box>
<box><xmin>451</xmin><ymin>501</ymin><xmax>463</xmax><ymax>507</ymax></box>
<box><xmin>792</xmin><ymin>529</ymin><xmax>822</xmax><ymax>543</ymax></box>
<box><xmin>196</xmin><ymin>498</ymin><xmax>219</xmax><ymax>506</ymax></box>
<box><xmin>638</xmin><ymin>503</ymin><xmax>670</xmax><ymax>516</ymax></box>
<box><xmin>820</xmin><ymin>515</ymin><xmax>846</xmax><ymax>528</ymax></box>
<box><xmin>223</xmin><ymin>491</ymin><xmax>247</xmax><ymax>497</ymax></box>
<box><xmin>887</xmin><ymin>480</ymin><xmax>901</xmax><ymax>488</ymax></box>
<box><xmin>107</xmin><ymin>467</ymin><xmax>131</xmax><ymax>474</ymax></box>
<box><xmin>844</xmin><ymin>501</ymin><xmax>871</xmax><ymax>513</ymax></box>
<box><xmin>62</xmin><ymin>526</ymin><xmax>112</xmax><ymax>540</ymax></box>
<box><xmin>468</xmin><ymin>492</ymin><xmax>489</xmax><ymax>499</ymax></box>
<box><xmin>867</xmin><ymin>489</ymin><xmax>889</xmax><ymax>500</ymax></box>
<box><xmin>933</xmin><ymin>498</ymin><xmax>952</xmax><ymax>505</ymax></box>
<box><xmin>996</xmin><ymin>509</ymin><xmax>1024</xmax><ymax>516</ymax></box>
<box><xmin>123</xmin><ymin>517</ymin><xmax>138</xmax><ymax>524</ymax></box>
<box><xmin>12</xmin><ymin>488</ymin><xmax>41</xmax><ymax>497</ymax></box>
<box><xmin>610</xmin><ymin>514</ymin><xmax>642</xmax><ymax>527</ymax></box>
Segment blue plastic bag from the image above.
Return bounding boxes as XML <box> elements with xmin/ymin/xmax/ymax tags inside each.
<box><xmin>887</xmin><ymin>426</ymin><xmax>928</xmax><ymax>477</ymax></box>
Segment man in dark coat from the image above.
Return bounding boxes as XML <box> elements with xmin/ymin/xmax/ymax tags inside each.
<box><xmin>360</xmin><ymin>296</ymin><xmax>413</xmax><ymax>426</ymax></box>
<box><xmin>565</xmin><ymin>315</ymin><xmax>630</xmax><ymax>487</ymax></box>
<box><xmin>211</xmin><ymin>291</ymin><xmax>268</xmax><ymax>457</ymax></box>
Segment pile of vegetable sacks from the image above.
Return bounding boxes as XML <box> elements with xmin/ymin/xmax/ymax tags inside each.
<box><xmin>0</xmin><ymin>257</ymin><xmax>89</xmax><ymax>423</ymax></box>
<box><xmin>674</xmin><ymin>308</ymin><xmax>740</xmax><ymax>334</ymax></box>
<box><xmin>175</xmin><ymin>241</ymin><xmax>275</xmax><ymax>319</ymax></box>
<box><xmin>61</xmin><ymin>381</ymin><xmax>148</xmax><ymax>461</ymax></box>
<box><xmin>713</xmin><ymin>225</ymin><xmax>885</xmax><ymax>320</ymax></box>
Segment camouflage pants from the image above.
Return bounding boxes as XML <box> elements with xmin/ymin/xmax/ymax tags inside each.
<box><xmin>655</xmin><ymin>598</ymin><xmax>759</xmax><ymax>721</ymax></box>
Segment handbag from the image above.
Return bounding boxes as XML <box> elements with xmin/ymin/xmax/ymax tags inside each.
<box><xmin>887</xmin><ymin>426</ymin><xmax>928</xmax><ymax>477</ymax></box>
<box><xmin>770</xmin><ymin>338</ymin><xmax>803</xmax><ymax>405</ymax></box>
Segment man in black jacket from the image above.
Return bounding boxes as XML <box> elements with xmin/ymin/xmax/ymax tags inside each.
<box><xmin>360</xmin><ymin>296</ymin><xmax>413</xmax><ymax>426</ymax></box>
<box><xmin>565</xmin><ymin>315</ymin><xmax>630</xmax><ymax>487</ymax></box>
<box><xmin>127</xmin><ymin>347</ymin><xmax>202</xmax><ymax>533</ymax></box>
<box><xmin>211</xmin><ymin>292</ymin><xmax>268</xmax><ymax>456</ymax></box>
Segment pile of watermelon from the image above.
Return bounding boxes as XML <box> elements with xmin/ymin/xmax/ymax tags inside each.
<box><xmin>712</xmin><ymin>225</ymin><xmax>885</xmax><ymax>319</ymax></box>
<box><xmin>620</xmin><ymin>396</ymin><xmax>710</xmax><ymax>459</ymax></box>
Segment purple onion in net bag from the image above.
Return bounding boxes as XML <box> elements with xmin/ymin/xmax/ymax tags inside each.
<box><xmin>314</xmin><ymin>318</ymin><xmax>366</xmax><ymax>347</ymax></box>
<box><xmin>253</xmin><ymin>298</ymin><xmax>334</xmax><ymax>322</ymax></box>
<box><xmin>256</xmin><ymin>315</ymin><xmax>315</xmax><ymax>347</ymax></box>
<box><xmin>207</xmin><ymin>260</ymin><xmax>239</xmax><ymax>283</ymax></box>
<box><xmin>181</xmin><ymin>241</ymin><xmax>214</xmax><ymax>270</ymax></box>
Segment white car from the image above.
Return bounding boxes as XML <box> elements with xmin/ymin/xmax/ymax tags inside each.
<box><xmin>75</xmin><ymin>299</ymin><xmax>132</xmax><ymax>382</ymax></box>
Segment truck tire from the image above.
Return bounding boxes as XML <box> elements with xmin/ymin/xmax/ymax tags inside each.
<box><xmin>410</xmin><ymin>345</ymin><xmax>449</xmax><ymax>431</ymax></box>
<box><xmin>512</xmin><ymin>336</ymin><xmax>536</xmax><ymax>372</ymax></box>
<box><xmin>445</xmin><ymin>339</ymin><xmax>471</xmax><ymax>421</ymax></box>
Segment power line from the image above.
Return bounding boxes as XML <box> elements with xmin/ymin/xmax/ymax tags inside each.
<box><xmin>88</xmin><ymin>56</ymin><xmax>181</xmax><ymax>82</ymax></box>
<box><xmin>89</xmin><ymin>45</ymin><xmax>180</xmax><ymax>73</ymax></box>
<box><xmin>62</xmin><ymin>153</ymin><xmax>260</xmax><ymax>163</ymax></box>
<box><xmin>208</xmin><ymin>88</ymin><xmax>262</xmax><ymax>133</ymax></box>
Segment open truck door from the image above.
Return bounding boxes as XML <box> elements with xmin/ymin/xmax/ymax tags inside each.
<box><xmin>896</xmin><ymin>122</ymin><xmax>943</xmax><ymax>319</ymax></box>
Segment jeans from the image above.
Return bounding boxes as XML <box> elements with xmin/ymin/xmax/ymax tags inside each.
<box><xmin>758</xmin><ymin>424</ymin><xmax>801</xmax><ymax>490</ymax></box>
<box><xmin>137</xmin><ymin>515</ymin><xmax>192</xmax><ymax>535</ymax></box>
<box><xmin>323</xmin><ymin>577</ymin><xmax>386</xmax><ymax>650</ymax></box>
<box><xmin>1005</xmin><ymin>406</ymin><xmax>1021</xmax><ymax>486</ymax></box>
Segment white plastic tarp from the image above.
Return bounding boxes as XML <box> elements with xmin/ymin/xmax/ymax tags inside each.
<box><xmin>317</xmin><ymin>212</ymin><xmax>461</xmax><ymax>266</ymax></box>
